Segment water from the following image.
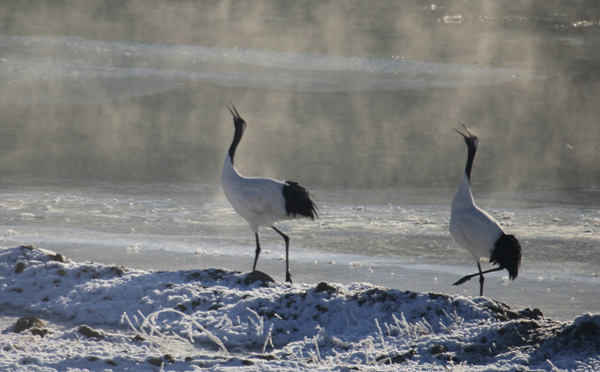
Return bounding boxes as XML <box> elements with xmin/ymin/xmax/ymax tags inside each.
<box><xmin>0</xmin><ymin>1</ymin><xmax>599</xmax><ymax>322</ymax></box>
<box><xmin>0</xmin><ymin>34</ymin><xmax>536</xmax><ymax>103</ymax></box>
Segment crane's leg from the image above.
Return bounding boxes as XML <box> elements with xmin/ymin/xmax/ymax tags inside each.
<box><xmin>272</xmin><ymin>226</ymin><xmax>292</xmax><ymax>283</ymax></box>
<box><xmin>477</xmin><ymin>262</ymin><xmax>485</xmax><ymax>296</ymax></box>
<box><xmin>453</xmin><ymin>264</ymin><xmax>504</xmax><ymax>295</ymax></box>
<box><xmin>253</xmin><ymin>233</ymin><xmax>261</xmax><ymax>271</ymax></box>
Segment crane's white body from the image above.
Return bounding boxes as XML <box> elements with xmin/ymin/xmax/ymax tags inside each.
<box><xmin>450</xmin><ymin>173</ymin><xmax>504</xmax><ymax>262</ymax></box>
<box><xmin>222</xmin><ymin>154</ymin><xmax>290</xmax><ymax>233</ymax></box>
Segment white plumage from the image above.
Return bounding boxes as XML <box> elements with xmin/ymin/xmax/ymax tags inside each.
<box><xmin>449</xmin><ymin>123</ymin><xmax>521</xmax><ymax>296</ymax></box>
<box><xmin>221</xmin><ymin>103</ymin><xmax>318</xmax><ymax>283</ymax></box>
<box><xmin>222</xmin><ymin>167</ymin><xmax>289</xmax><ymax>232</ymax></box>
<box><xmin>450</xmin><ymin>174</ymin><xmax>503</xmax><ymax>262</ymax></box>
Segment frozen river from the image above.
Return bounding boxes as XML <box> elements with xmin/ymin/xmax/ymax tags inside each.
<box><xmin>1</xmin><ymin>180</ymin><xmax>598</xmax><ymax>321</ymax></box>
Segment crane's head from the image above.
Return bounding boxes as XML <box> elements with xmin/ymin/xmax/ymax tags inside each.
<box><xmin>227</xmin><ymin>102</ymin><xmax>247</xmax><ymax>133</ymax></box>
<box><xmin>453</xmin><ymin>121</ymin><xmax>479</xmax><ymax>149</ymax></box>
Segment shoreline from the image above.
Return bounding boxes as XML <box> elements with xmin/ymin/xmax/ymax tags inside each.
<box><xmin>8</xmin><ymin>243</ymin><xmax>595</xmax><ymax>323</ymax></box>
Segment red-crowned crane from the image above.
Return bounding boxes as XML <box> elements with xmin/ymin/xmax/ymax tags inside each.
<box><xmin>449</xmin><ymin>122</ymin><xmax>522</xmax><ymax>296</ymax></box>
<box><xmin>221</xmin><ymin>103</ymin><xmax>318</xmax><ymax>283</ymax></box>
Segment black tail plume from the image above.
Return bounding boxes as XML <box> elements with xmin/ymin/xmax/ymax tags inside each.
<box><xmin>490</xmin><ymin>233</ymin><xmax>522</xmax><ymax>280</ymax></box>
<box><xmin>282</xmin><ymin>181</ymin><xmax>318</xmax><ymax>220</ymax></box>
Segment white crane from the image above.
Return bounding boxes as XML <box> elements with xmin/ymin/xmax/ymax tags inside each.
<box><xmin>449</xmin><ymin>122</ymin><xmax>521</xmax><ymax>296</ymax></box>
<box><xmin>221</xmin><ymin>103</ymin><xmax>318</xmax><ymax>283</ymax></box>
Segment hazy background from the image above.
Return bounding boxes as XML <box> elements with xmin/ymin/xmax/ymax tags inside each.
<box><xmin>0</xmin><ymin>0</ymin><xmax>599</xmax><ymax>192</ymax></box>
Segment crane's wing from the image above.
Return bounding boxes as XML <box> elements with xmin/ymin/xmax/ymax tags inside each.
<box><xmin>452</xmin><ymin>206</ymin><xmax>504</xmax><ymax>259</ymax></box>
<box><xmin>232</xmin><ymin>177</ymin><xmax>287</xmax><ymax>216</ymax></box>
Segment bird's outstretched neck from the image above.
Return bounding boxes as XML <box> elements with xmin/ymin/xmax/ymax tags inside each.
<box><xmin>451</xmin><ymin>124</ymin><xmax>478</xmax><ymax>210</ymax></box>
<box><xmin>227</xmin><ymin>103</ymin><xmax>246</xmax><ymax>165</ymax></box>
<box><xmin>453</xmin><ymin>122</ymin><xmax>479</xmax><ymax>182</ymax></box>
<box><xmin>464</xmin><ymin>143</ymin><xmax>477</xmax><ymax>182</ymax></box>
<box><xmin>228</xmin><ymin>130</ymin><xmax>243</xmax><ymax>165</ymax></box>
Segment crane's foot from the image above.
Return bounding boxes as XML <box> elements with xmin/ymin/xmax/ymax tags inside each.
<box><xmin>453</xmin><ymin>274</ymin><xmax>476</xmax><ymax>286</ymax></box>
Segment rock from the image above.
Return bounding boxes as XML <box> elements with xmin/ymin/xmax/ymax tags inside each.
<box><xmin>109</xmin><ymin>266</ymin><xmax>125</xmax><ymax>276</ymax></box>
<box><xmin>244</xmin><ymin>270</ymin><xmax>275</xmax><ymax>285</ymax></box>
<box><xmin>163</xmin><ymin>354</ymin><xmax>176</xmax><ymax>364</ymax></box>
<box><xmin>252</xmin><ymin>354</ymin><xmax>277</xmax><ymax>361</ymax></box>
<box><xmin>431</xmin><ymin>345</ymin><xmax>449</xmax><ymax>355</ymax></box>
<box><xmin>13</xmin><ymin>316</ymin><xmax>45</xmax><ymax>333</ymax></box>
<box><xmin>14</xmin><ymin>261</ymin><xmax>26</xmax><ymax>274</ymax></box>
<box><xmin>147</xmin><ymin>355</ymin><xmax>175</xmax><ymax>366</ymax></box>
<box><xmin>376</xmin><ymin>349</ymin><xmax>416</xmax><ymax>364</ymax></box>
<box><xmin>147</xmin><ymin>358</ymin><xmax>163</xmax><ymax>367</ymax></box>
<box><xmin>29</xmin><ymin>327</ymin><xmax>49</xmax><ymax>337</ymax></box>
<box><xmin>174</xmin><ymin>303</ymin><xmax>187</xmax><ymax>312</ymax></box>
<box><xmin>48</xmin><ymin>253</ymin><xmax>65</xmax><ymax>262</ymax></box>
<box><xmin>519</xmin><ymin>307</ymin><xmax>544</xmax><ymax>320</ymax></box>
<box><xmin>77</xmin><ymin>325</ymin><xmax>105</xmax><ymax>339</ymax></box>
<box><xmin>315</xmin><ymin>282</ymin><xmax>337</xmax><ymax>293</ymax></box>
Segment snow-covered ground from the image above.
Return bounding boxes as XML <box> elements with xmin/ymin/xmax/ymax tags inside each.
<box><xmin>1</xmin><ymin>245</ymin><xmax>598</xmax><ymax>371</ymax></box>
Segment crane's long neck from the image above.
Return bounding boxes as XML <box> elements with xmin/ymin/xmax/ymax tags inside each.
<box><xmin>222</xmin><ymin>123</ymin><xmax>246</xmax><ymax>190</ymax></box>
<box><xmin>228</xmin><ymin>125</ymin><xmax>244</xmax><ymax>165</ymax></box>
<box><xmin>453</xmin><ymin>141</ymin><xmax>477</xmax><ymax>208</ymax></box>
<box><xmin>464</xmin><ymin>143</ymin><xmax>477</xmax><ymax>182</ymax></box>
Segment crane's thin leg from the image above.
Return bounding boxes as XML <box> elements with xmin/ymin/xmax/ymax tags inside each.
<box><xmin>477</xmin><ymin>262</ymin><xmax>484</xmax><ymax>296</ymax></box>
<box><xmin>453</xmin><ymin>264</ymin><xmax>504</xmax><ymax>291</ymax></box>
<box><xmin>253</xmin><ymin>233</ymin><xmax>261</xmax><ymax>271</ymax></box>
<box><xmin>272</xmin><ymin>226</ymin><xmax>292</xmax><ymax>283</ymax></box>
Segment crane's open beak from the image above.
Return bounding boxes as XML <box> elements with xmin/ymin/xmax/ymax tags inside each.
<box><xmin>453</xmin><ymin>121</ymin><xmax>476</xmax><ymax>140</ymax></box>
<box><xmin>227</xmin><ymin>102</ymin><xmax>242</xmax><ymax>120</ymax></box>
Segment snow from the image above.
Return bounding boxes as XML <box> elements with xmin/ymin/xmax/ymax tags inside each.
<box><xmin>1</xmin><ymin>245</ymin><xmax>598</xmax><ymax>371</ymax></box>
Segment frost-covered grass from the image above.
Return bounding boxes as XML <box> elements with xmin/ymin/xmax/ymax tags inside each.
<box><xmin>1</xmin><ymin>245</ymin><xmax>599</xmax><ymax>371</ymax></box>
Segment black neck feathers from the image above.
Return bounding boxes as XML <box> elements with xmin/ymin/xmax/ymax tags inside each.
<box><xmin>228</xmin><ymin>119</ymin><xmax>245</xmax><ymax>164</ymax></box>
<box><xmin>454</xmin><ymin>123</ymin><xmax>479</xmax><ymax>182</ymax></box>
<box><xmin>226</xmin><ymin>103</ymin><xmax>246</xmax><ymax>165</ymax></box>
<box><xmin>464</xmin><ymin>140</ymin><xmax>477</xmax><ymax>181</ymax></box>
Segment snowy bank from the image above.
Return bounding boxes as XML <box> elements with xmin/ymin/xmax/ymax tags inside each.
<box><xmin>0</xmin><ymin>245</ymin><xmax>598</xmax><ymax>371</ymax></box>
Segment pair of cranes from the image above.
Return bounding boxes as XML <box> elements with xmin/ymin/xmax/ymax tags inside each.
<box><xmin>221</xmin><ymin>103</ymin><xmax>521</xmax><ymax>296</ymax></box>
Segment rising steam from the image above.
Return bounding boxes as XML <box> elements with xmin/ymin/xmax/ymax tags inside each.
<box><xmin>0</xmin><ymin>1</ymin><xmax>598</xmax><ymax>192</ymax></box>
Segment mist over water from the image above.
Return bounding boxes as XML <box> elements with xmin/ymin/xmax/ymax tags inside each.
<box><xmin>0</xmin><ymin>0</ymin><xmax>598</xmax><ymax>191</ymax></box>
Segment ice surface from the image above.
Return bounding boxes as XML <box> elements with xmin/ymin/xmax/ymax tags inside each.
<box><xmin>1</xmin><ymin>245</ymin><xmax>598</xmax><ymax>371</ymax></box>
<box><xmin>0</xmin><ymin>182</ymin><xmax>598</xmax><ymax>322</ymax></box>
